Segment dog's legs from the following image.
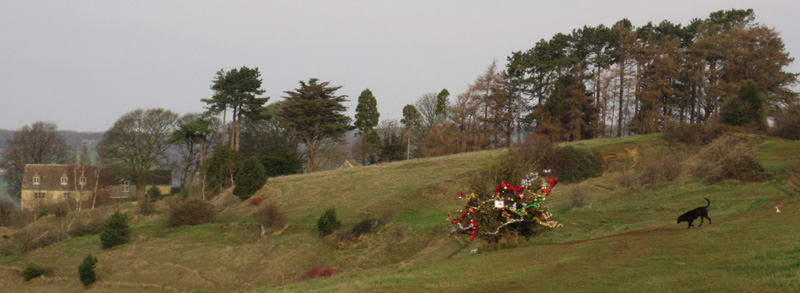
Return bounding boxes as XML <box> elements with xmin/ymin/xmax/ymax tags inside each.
<box><xmin>699</xmin><ymin>217</ymin><xmax>704</xmax><ymax>227</ymax></box>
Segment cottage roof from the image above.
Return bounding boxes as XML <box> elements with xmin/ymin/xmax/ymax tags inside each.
<box><xmin>21</xmin><ymin>164</ymin><xmax>171</xmax><ymax>190</ymax></box>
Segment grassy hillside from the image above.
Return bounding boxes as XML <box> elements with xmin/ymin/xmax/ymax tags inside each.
<box><xmin>1</xmin><ymin>134</ymin><xmax>798</xmax><ymax>292</ymax></box>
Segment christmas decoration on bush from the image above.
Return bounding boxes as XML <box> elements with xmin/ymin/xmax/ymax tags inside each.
<box><xmin>447</xmin><ymin>171</ymin><xmax>563</xmax><ymax>242</ymax></box>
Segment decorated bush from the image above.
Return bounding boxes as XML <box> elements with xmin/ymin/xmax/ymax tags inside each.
<box><xmin>448</xmin><ymin>171</ymin><xmax>563</xmax><ymax>243</ymax></box>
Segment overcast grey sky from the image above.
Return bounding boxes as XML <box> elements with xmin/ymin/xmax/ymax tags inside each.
<box><xmin>1</xmin><ymin>1</ymin><xmax>797</xmax><ymax>132</ymax></box>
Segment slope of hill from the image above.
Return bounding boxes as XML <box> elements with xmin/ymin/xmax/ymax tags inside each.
<box><xmin>1</xmin><ymin>134</ymin><xmax>798</xmax><ymax>292</ymax></box>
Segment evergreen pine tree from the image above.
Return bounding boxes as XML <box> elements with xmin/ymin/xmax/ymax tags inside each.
<box><xmin>233</xmin><ymin>157</ymin><xmax>268</xmax><ymax>200</ymax></box>
<box><xmin>78</xmin><ymin>253</ymin><xmax>98</xmax><ymax>286</ymax></box>
<box><xmin>100</xmin><ymin>211</ymin><xmax>131</xmax><ymax>249</ymax></box>
<box><xmin>317</xmin><ymin>208</ymin><xmax>342</xmax><ymax>236</ymax></box>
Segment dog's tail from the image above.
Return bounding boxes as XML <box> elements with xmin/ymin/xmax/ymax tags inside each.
<box><xmin>704</xmin><ymin>197</ymin><xmax>711</xmax><ymax>208</ymax></box>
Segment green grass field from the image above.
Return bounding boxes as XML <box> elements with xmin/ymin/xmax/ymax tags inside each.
<box><xmin>1</xmin><ymin>134</ymin><xmax>798</xmax><ymax>292</ymax></box>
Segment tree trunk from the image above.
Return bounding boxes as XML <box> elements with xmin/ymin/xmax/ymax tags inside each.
<box><xmin>406</xmin><ymin>128</ymin><xmax>411</xmax><ymax>160</ymax></box>
<box><xmin>307</xmin><ymin>139</ymin><xmax>316</xmax><ymax>173</ymax></box>
<box><xmin>617</xmin><ymin>58</ymin><xmax>625</xmax><ymax>137</ymax></box>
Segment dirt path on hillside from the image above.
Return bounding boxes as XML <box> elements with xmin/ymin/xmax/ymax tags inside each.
<box><xmin>558</xmin><ymin>227</ymin><xmax>677</xmax><ymax>246</ymax></box>
<box><xmin>774</xmin><ymin>168</ymin><xmax>798</xmax><ymax>210</ymax></box>
<box><xmin>787</xmin><ymin>168</ymin><xmax>798</xmax><ymax>191</ymax></box>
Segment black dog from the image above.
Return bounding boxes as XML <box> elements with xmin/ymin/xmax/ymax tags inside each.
<box><xmin>677</xmin><ymin>198</ymin><xmax>711</xmax><ymax>229</ymax></box>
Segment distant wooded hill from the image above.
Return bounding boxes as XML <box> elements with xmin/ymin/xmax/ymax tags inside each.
<box><xmin>0</xmin><ymin>129</ymin><xmax>104</xmax><ymax>150</ymax></box>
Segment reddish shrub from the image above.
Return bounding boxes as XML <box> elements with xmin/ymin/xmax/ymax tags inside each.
<box><xmin>304</xmin><ymin>266</ymin><xmax>320</xmax><ymax>278</ymax></box>
<box><xmin>319</xmin><ymin>268</ymin><xmax>338</xmax><ymax>277</ymax></box>
<box><xmin>304</xmin><ymin>266</ymin><xmax>338</xmax><ymax>279</ymax></box>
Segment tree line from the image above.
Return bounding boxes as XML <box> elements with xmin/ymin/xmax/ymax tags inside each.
<box><xmin>2</xmin><ymin>9</ymin><xmax>797</xmax><ymax>203</ymax></box>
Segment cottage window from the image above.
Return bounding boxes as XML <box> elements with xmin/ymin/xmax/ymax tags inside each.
<box><xmin>61</xmin><ymin>176</ymin><xmax>68</xmax><ymax>185</ymax></box>
<box><xmin>80</xmin><ymin>177</ymin><xmax>87</xmax><ymax>186</ymax></box>
<box><xmin>63</xmin><ymin>192</ymin><xmax>70</xmax><ymax>199</ymax></box>
<box><xmin>34</xmin><ymin>192</ymin><xmax>45</xmax><ymax>199</ymax></box>
<box><xmin>33</xmin><ymin>176</ymin><xmax>41</xmax><ymax>185</ymax></box>
<box><xmin>122</xmin><ymin>180</ymin><xmax>130</xmax><ymax>193</ymax></box>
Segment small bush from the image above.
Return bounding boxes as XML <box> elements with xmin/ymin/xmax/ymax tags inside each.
<box><xmin>22</xmin><ymin>263</ymin><xmax>47</xmax><ymax>281</ymax></box>
<box><xmin>254</xmin><ymin>201</ymin><xmax>286</xmax><ymax>237</ymax></box>
<box><xmin>37</xmin><ymin>207</ymin><xmax>49</xmax><ymax>219</ymax></box>
<box><xmin>100</xmin><ymin>211</ymin><xmax>131</xmax><ymax>249</ymax></box>
<box><xmin>566</xmin><ymin>185</ymin><xmax>588</xmax><ymax>209</ymax></box>
<box><xmin>69</xmin><ymin>213</ymin><xmax>106</xmax><ymax>237</ymax></box>
<box><xmin>616</xmin><ymin>171</ymin><xmax>638</xmax><ymax>188</ymax></box>
<box><xmin>54</xmin><ymin>204</ymin><xmax>68</xmax><ymax>217</ymax></box>
<box><xmin>637</xmin><ymin>154</ymin><xmax>683</xmax><ymax>185</ymax></box>
<box><xmin>317</xmin><ymin>208</ymin><xmax>342</xmax><ymax>236</ymax></box>
<box><xmin>713</xmin><ymin>153</ymin><xmax>773</xmax><ymax>183</ymax></box>
<box><xmin>342</xmin><ymin>218</ymin><xmax>379</xmax><ymax>242</ymax></box>
<box><xmin>663</xmin><ymin>123</ymin><xmax>724</xmax><ymax>146</ymax></box>
<box><xmin>78</xmin><ymin>253</ymin><xmax>98</xmax><ymax>286</ymax></box>
<box><xmin>146</xmin><ymin>186</ymin><xmax>162</xmax><ymax>201</ymax></box>
<box><xmin>168</xmin><ymin>199</ymin><xmax>217</xmax><ymax>228</ymax></box>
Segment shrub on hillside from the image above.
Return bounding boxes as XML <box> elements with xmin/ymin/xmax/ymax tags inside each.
<box><xmin>663</xmin><ymin>123</ymin><xmax>723</xmax><ymax>146</ymax></box>
<box><xmin>100</xmin><ymin>211</ymin><xmax>131</xmax><ymax>249</ymax></box>
<box><xmin>710</xmin><ymin>153</ymin><xmax>773</xmax><ymax>183</ymax></box>
<box><xmin>317</xmin><ymin>208</ymin><xmax>342</xmax><ymax>236</ymax></box>
<box><xmin>22</xmin><ymin>263</ymin><xmax>48</xmax><ymax>281</ymax></box>
<box><xmin>78</xmin><ymin>253</ymin><xmax>98</xmax><ymax>286</ymax></box>
<box><xmin>146</xmin><ymin>186</ymin><xmax>162</xmax><ymax>201</ymax></box>
<box><xmin>233</xmin><ymin>157</ymin><xmax>268</xmax><ymax>200</ymax></box>
<box><xmin>69</xmin><ymin>212</ymin><xmax>106</xmax><ymax>237</ymax></box>
<box><xmin>637</xmin><ymin>154</ymin><xmax>683</xmax><ymax>185</ymax></box>
<box><xmin>254</xmin><ymin>201</ymin><xmax>286</xmax><ymax>238</ymax></box>
<box><xmin>304</xmin><ymin>266</ymin><xmax>338</xmax><ymax>279</ymax></box>
<box><xmin>566</xmin><ymin>185</ymin><xmax>588</xmax><ymax>209</ymax></box>
<box><xmin>478</xmin><ymin>140</ymin><xmax>602</xmax><ymax>192</ymax></box>
<box><xmin>342</xmin><ymin>218</ymin><xmax>380</xmax><ymax>243</ymax></box>
<box><xmin>168</xmin><ymin>199</ymin><xmax>217</xmax><ymax>228</ymax></box>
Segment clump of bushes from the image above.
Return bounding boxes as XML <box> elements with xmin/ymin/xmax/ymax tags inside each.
<box><xmin>100</xmin><ymin>211</ymin><xmax>131</xmax><ymax>249</ymax></box>
<box><xmin>22</xmin><ymin>263</ymin><xmax>48</xmax><ymax>281</ymax></box>
<box><xmin>663</xmin><ymin>123</ymin><xmax>723</xmax><ymax>146</ymax></box>
<box><xmin>693</xmin><ymin>135</ymin><xmax>773</xmax><ymax>183</ymax></box>
<box><xmin>317</xmin><ymin>208</ymin><xmax>342</xmax><ymax>236</ymax></box>
<box><xmin>78</xmin><ymin>253</ymin><xmax>98</xmax><ymax>286</ymax></box>
<box><xmin>478</xmin><ymin>140</ymin><xmax>603</xmax><ymax>192</ymax></box>
<box><xmin>168</xmin><ymin>199</ymin><xmax>217</xmax><ymax>228</ymax></box>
